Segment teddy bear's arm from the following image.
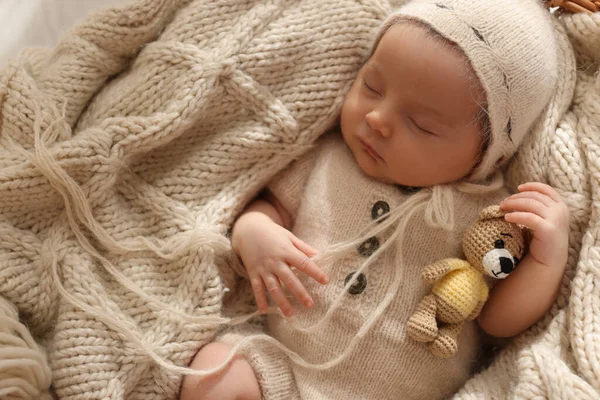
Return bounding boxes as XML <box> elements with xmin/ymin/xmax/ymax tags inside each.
<box><xmin>422</xmin><ymin>258</ymin><xmax>470</xmax><ymax>284</ymax></box>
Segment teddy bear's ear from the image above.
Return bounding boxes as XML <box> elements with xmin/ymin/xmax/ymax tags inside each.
<box><xmin>477</xmin><ymin>205</ymin><xmax>506</xmax><ymax>221</ymax></box>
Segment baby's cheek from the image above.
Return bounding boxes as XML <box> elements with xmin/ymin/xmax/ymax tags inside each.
<box><xmin>342</xmin><ymin>84</ymin><xmax>369</xmax><ymax>116</ymax></box>
<box><xmin>339</xmin><ymin>102</ymin><xmax>354</xmax><ymax>133</ymax></box>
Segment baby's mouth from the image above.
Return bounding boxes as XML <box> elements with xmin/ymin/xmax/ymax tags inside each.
<box><xmin>359</xmin><ymin>139</ymin><xmax>382</xmax><ymax>161</ymax></box>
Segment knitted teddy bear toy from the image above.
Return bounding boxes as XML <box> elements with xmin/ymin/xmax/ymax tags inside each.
<box><xmin>407</xmin><ymin>205</ymin><xmax>526</xmax><ymax>358</ymax></box>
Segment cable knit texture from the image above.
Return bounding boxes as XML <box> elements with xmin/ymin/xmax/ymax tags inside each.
<box><xmin>0</xmin><ymin>0</ymin><xmax>388</xmax><ymax>399</ymax></box>
<box><xmin>0</xmin><ymin>0</ymin><xmax>598</xmax><ymax>399</ymax></box>
<box><xmin>0</xmin><ymin>296</ymin><xmax>53</xmax><ymax>400</ymax></box>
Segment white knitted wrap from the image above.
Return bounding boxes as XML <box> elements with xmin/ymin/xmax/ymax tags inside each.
<box><xmin>0</xmin><ymin>1</ymin><xmax>599</xmax><ymax>399</ymax></box>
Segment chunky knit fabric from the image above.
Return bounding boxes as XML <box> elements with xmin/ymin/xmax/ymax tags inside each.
<box><xmin>0</xmin><ymin>0</ymin><xmax>599</xmax><ymax>399</ymax></box>
<box><xmin>0</xmin><ymin>1</ymin><xmax>388</xmax><ymax>398</ymax></box>
<box><xmin>0</xmin><ymin>296</ymin><xmax>53</xmax><ymax>399</ymax></box>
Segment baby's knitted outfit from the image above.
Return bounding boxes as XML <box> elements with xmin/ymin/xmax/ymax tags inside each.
<box><xmin>217</xmin><ymin>1</ymin><xmax>560</xmax><ymax>398</ymax></box>
<box><xmin>219</xmin><ymin>133</ymin><xmax>508</xmax><ymax>400</ymax></box>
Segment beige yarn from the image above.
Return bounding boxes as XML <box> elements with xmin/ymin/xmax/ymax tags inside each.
<box><xmin>0</xmin><ymin>0</ymin><xmax>388</xmax><ymax>399</ymax></box>
<box><xmin>0</xmin><ymin>0</ymin><xmax>599</xmax><ymax>399</ymax></box>
<box><xmin>0</xmin><ymin>297</ymin><xmax>52</xmax><ymax>400</ymax></box>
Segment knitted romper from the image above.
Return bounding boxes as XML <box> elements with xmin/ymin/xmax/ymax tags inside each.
<box><xmin>219</xmin><ymin>133</ymin><xmax>508</xmax><ymax>400</ymax></box>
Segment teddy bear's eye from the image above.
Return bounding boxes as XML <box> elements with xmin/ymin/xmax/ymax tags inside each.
<box><xmin>494</xmin><ymin>239</ymin><xmax>505</xmax><ymax>249</ymax></box>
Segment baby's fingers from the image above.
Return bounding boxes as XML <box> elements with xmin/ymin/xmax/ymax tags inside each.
<box><xmin>288</xmin><ymin>247</ymin><xmax>329</xmax><ymax>285</ymax></box>
<box><xmin>263</xmin><ymin>274</ymin><xmax>294</xmax><ymax>318</ymax></box>
<box><xmin>277</xmin><ymin>267</ymin><xmax>314</xmax><ymax>310</ymax></box>
<box><xmin>504</xmin><ymin>211</ymin><xmax>549</xmax><ymax>233</ymax></box>
<box><xmin>290</xmin><ymin>235</ymin><xmax>319</xmax><ymax>258</ymax></box>
<box><xmin>501</xmin><ymin>197</ymin><xmax>550</xmax><ymax>219</ymax></box>
<box><xmin>502</xmin><ymin>190</ymin><xmax>553</xmax><ymax>207</ymax></box>
<box><xmin>518</xmin><ymin>182</ymin><xmax>562</xmax><ymax>203</ymax></box>
<box><xmin>250</xmin><ymin>277</ymin><xmax>269</xmax><ymax>314</ymax></box>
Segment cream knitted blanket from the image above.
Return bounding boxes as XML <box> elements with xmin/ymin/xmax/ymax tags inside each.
<box><xmin>0</xmin><ymin>0</ymin><xmax>388</xmax><ymax>399</ymax></box>
<box><xmin>453</xmin><ymin>11</ymin><xmax>600</xmax><ymax>399</ymax></box>
<box><xmin>0</xmin><ymin>1</ymin><xmax>598</xmax><ymax>399</ymax></box>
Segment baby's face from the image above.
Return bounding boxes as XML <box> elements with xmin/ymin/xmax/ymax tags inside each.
<box><xmin>340</xmin><ymin>23</ymin><xmax>485</xmax><ymax>187</ymax></box>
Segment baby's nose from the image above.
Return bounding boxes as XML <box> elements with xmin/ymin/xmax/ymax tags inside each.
<box><xmin>365</xmin><ymin>111</ymin><xmax>391</xmax><ymax>138</ymax></box>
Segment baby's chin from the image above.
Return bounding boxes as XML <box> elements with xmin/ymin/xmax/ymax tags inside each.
<box><xmin>355</xmin><ymin>158</ymin><xmax>435</xmax><ymax>188</ymax></box>
<box><xmin>354</xmin><ymin>154</ymin><xmax>402</xmax><ymax>185</ymax></box>
<box><xmin>350</xmin><ymin>142</ymin><xmax>444</xmax><ymax>187</ymax></box>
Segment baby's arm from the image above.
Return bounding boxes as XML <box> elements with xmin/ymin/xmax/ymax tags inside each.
<box><xmin>477</xmin><ymin>182</ymin><xmax>569</xmax><ymax>338</ymax></box>
<box><xmin>231</xmin><ymin>191</ymin><xmax>328</xmax><ymax>317</ymax></box>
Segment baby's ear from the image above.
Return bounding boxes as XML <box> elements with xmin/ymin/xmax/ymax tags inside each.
<box><xmin>477</xmin><ymin>205</ymin><xmax>505</xmax><ymax>221</ymax></box>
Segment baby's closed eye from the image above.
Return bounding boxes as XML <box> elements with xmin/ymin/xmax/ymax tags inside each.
<box><xmin>407</xmin><ymin>117</ymin><xmax>437</xmax><ymax>136</ymax></box>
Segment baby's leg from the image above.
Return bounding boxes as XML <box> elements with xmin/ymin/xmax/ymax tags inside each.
<box><xmin>180</xmin><ymin>342</ymin><xmax>261</xmax><ymax>400</ymax></box>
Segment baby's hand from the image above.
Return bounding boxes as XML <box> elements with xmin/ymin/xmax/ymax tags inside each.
<box><xmin>232</xmin><ymin>213</ymin><xmax>329</xmax><ymax>317</ymax></box>
<box><xmin>500</xmin><ymin>182</ymin><xmax>569</xmax><ymax>269</ymax></box>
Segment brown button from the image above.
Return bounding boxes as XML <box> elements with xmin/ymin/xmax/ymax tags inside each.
<box><xmin>344</xmin><ymin>272</ymin><xmax>367</xmax><ymax>295</ymax></box>
<box><xmin>371</xmin><ymin>201</ymin><xmax>390</xmax><ymax>222</ymax></box>
<box><xmin>357</xmin><ymin>237</ymin><xmax>379</xmax><ymax>257</ymax></box>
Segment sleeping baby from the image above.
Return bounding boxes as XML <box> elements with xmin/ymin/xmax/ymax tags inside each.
<box><xmin>181</xmin><ymin>0</ymin><xmax>570</xmax><ymax>399</ymax></box>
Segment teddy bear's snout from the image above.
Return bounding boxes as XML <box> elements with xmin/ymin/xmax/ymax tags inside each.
<box><xmin>499</xmin><ymin>257</ymin><xmax>514</xmax><ymax>274</ymax></box>
<box><xmin>482</xmin><ymin>249</ymin><xmax>520</xmax><ymax>279</ymax></box>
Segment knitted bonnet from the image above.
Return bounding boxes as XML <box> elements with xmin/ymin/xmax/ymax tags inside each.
<box><xmin>372</xmin><ymin>0</ymin><xmax>559</xmax><ymax>182</ymax></box>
